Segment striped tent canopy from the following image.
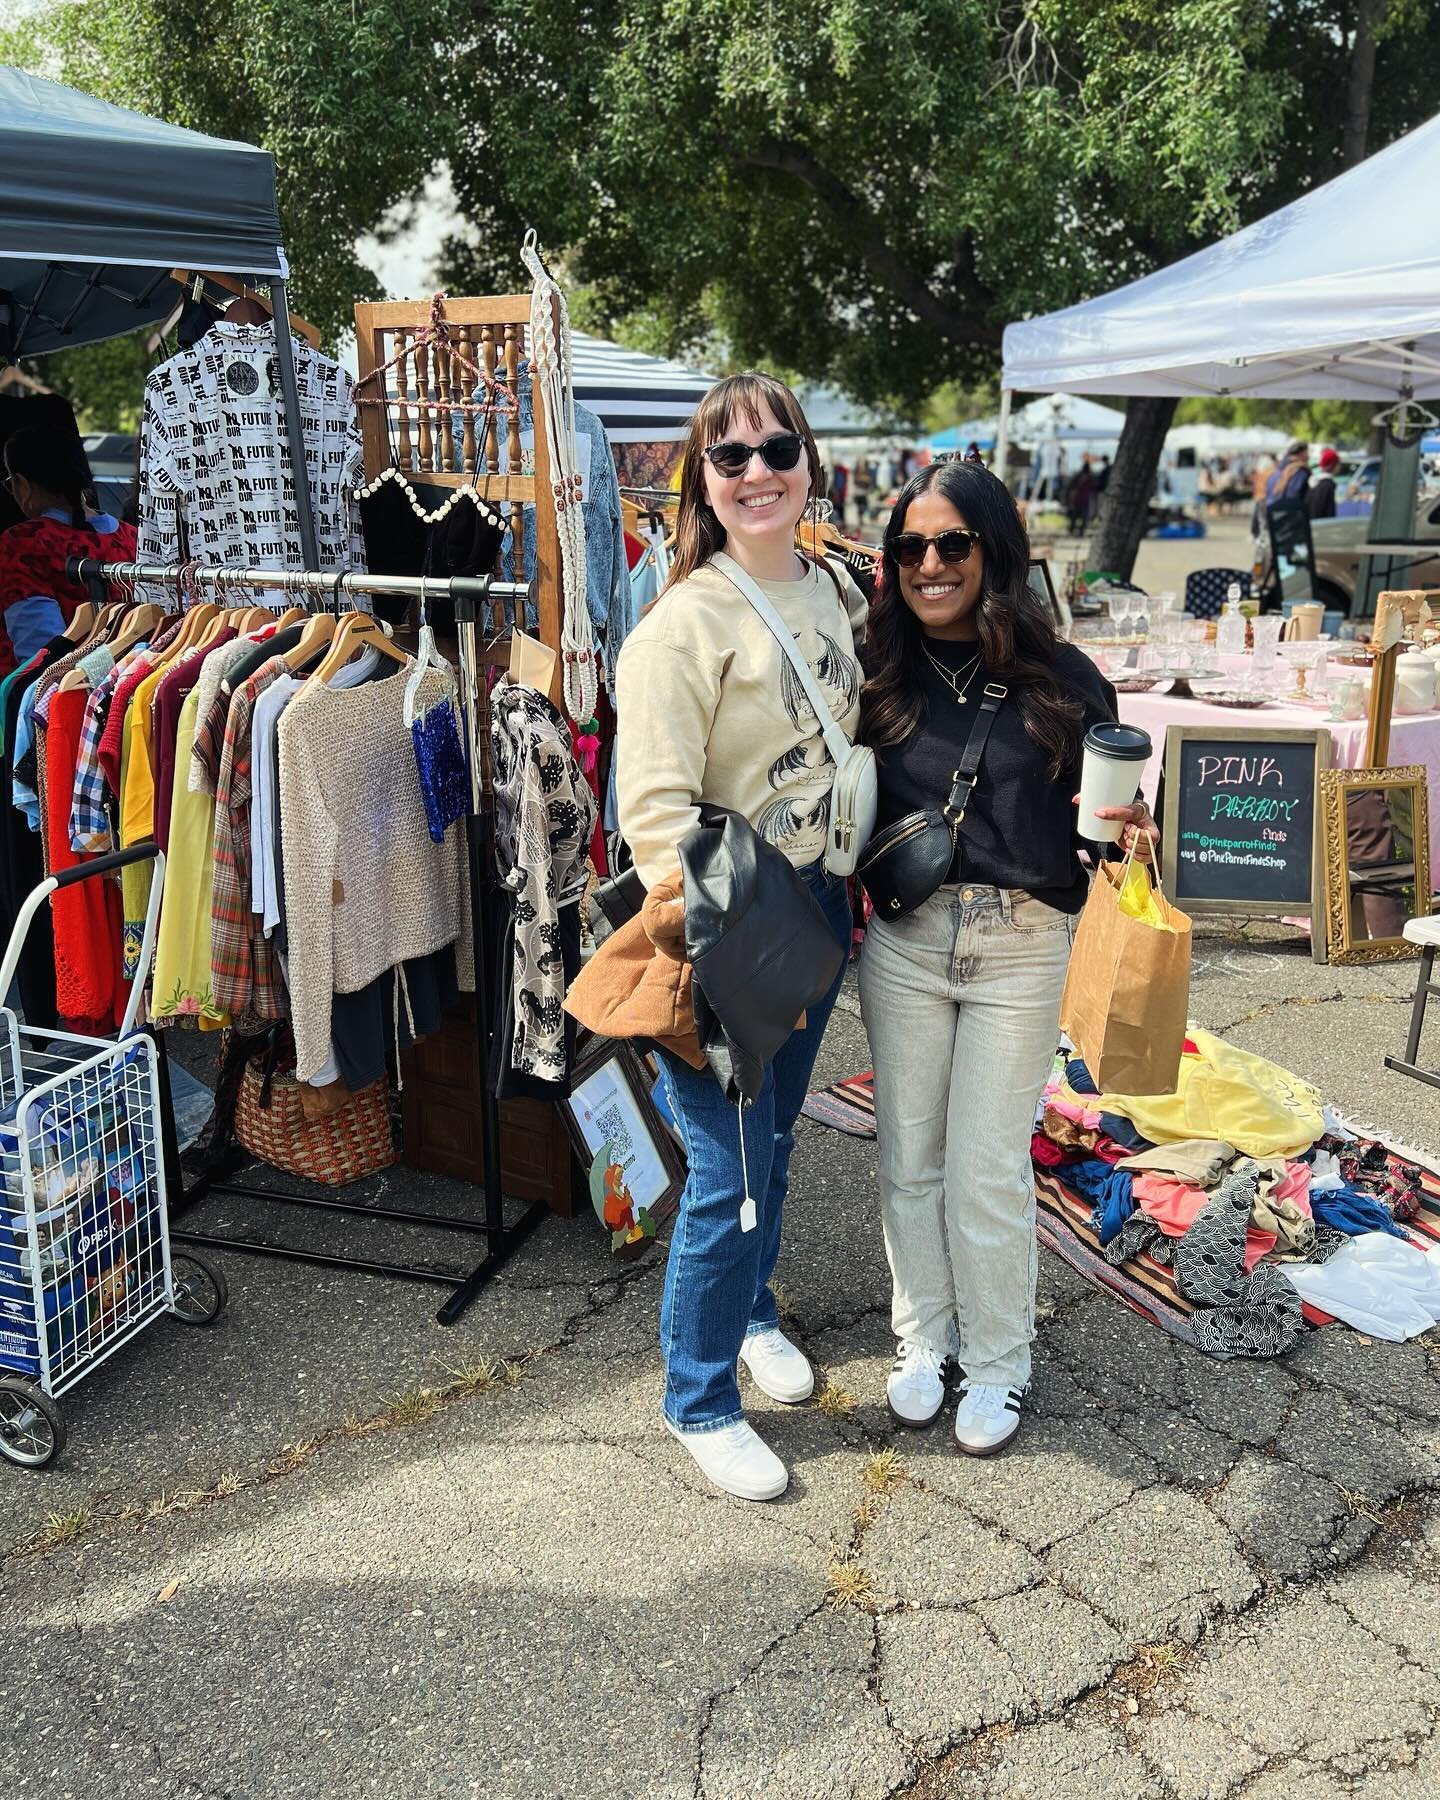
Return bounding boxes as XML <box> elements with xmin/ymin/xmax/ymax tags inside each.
<box><xmin>569</xmin><ymin>332</ymin><xmax>716</xmax><ymax>443</ymax></box>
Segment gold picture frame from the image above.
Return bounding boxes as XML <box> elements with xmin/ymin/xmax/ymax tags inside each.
<box><xmin>1319</xmin><ymin>765</ymin><xmax>1432</xmax><ymax>965</ymax></box>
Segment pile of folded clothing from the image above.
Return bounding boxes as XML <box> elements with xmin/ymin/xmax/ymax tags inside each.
<box><xmin>1032</xmin><ymin>1028</ymin><xmax>1439</xmax><ymax>1359</ymax></box>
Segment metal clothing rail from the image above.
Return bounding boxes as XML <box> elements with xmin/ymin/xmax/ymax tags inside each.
<box><xmin>66</xmin><ymin>556</ymin><xmax>544</xmax><ymax>1323</ymax></box>
<box><xmin>72</xmin><ymin>561</ymin><xmax>519</xmax><ymax>612</ymax></box>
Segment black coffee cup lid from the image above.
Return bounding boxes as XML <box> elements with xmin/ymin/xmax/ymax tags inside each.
<box><xmin>1084</xmin><ymin>722</ymin><xmax>1152</xmax><ymax>761</ymax></box>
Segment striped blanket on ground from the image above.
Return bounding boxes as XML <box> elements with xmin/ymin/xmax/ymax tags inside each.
<box><xmin>801</xmin><ymin>1072</ymin><xmax>1440</xmax><ymax>1349</ymax></box>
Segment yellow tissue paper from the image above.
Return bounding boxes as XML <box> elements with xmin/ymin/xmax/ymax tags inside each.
<box><xmin>1116</xmin><ymin>857</ymin><xmax>1177</xmax><ymax>932</ymax></box>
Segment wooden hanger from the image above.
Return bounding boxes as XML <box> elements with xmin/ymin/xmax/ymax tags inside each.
<box><xmin>303</xmin><ymin>612</ymin><xmax>409</xmax><ymax>693</ymax></box>
<box><xmin>620</xmin><ymin>495</ymin><xmax>642</xmax><ymax>536</ymax></box>
<box><xmin>109</xmin><ymin>603</ymin><xmax>164</xmax><ymax>660</ymax></box>
<box><xmin>93</xmin><ymin>599</ymin><xmax>128</xmax><ymax>640</ymax></box>
<box><xmin>273</xmin><ymin>606</ymin><xmax>306</xmax><ymax>629</ymax></box>
<box><xmin>156</xmin><ymin>601</ymin><xmax>220</xmax><ymax>665</ymax></box>
<box><xmin>234</xmin><ymin>607</ymin><xmax>272</xmax><ymax>634</ymax></box>
<box><xmin>168</xmin><ymin>269</ymin><xmax>322</xmax><ymax>348</ymax></box>
<box><xmin>194</xmin><ymin>610</ymin><xmax>234</xmax><ymax>653</ymax></box>
<box><xmin>64</xmin><ymin>601</ymin><xmax>97</xmax><ymax>643</ymax></box>
<box><xmin>282</xmin><ymin>612</ymin><xmax>338</xmax><ymax>673</ymax></box>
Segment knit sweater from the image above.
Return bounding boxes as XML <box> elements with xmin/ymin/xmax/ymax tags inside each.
<box><xmin>277</xmin><ymin>664</ymin><xmax>471</xmax><ymax>1082</ymax></box>
<box><xmin>614</xmin><ymin>556</ymin><xmax>868</xmax><ymax>886</ymax></box>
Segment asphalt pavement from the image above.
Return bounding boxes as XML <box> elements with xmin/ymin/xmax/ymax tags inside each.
<box><xmin>5</xmin><ymin>921</ymin><xmax>1440</xmax><ymax>1798</ymax></box>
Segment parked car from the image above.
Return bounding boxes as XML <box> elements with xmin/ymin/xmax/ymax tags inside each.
<box><xmin>1307</xmin><ymin>488</ymin><xmax>1440</xmax><ymax>611</ymax></box>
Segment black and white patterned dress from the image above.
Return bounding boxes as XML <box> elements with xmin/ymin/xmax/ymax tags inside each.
<box><xmin>490</xmin><ymin>681</ymin><xmax>597</xmax><ymax>1082</ymax></box>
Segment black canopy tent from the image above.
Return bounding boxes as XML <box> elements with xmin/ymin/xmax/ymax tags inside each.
<box><xmin>0</xmin><ymin>69</ymin><xmax>318</xmax><ymax>561</ymax></box>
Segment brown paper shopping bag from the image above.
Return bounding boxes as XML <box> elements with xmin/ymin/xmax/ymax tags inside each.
<box><xmin>1060</xmin><ymin>852</ymin><xmax>1192</xmax><ymax>1097</ymax></box>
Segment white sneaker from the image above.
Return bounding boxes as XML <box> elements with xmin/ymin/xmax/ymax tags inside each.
<box><xmin>666</xmin><ymin>1417</ymin><xmax>789</xmax><ymax>1501</ymax></box>
<box><xmin>738</xmin><ymin>1327</ymin><xmax>815</xmax><ymax>1404</ymax></box>
<box><xmin>954</xmin><ymin>1381</ymin><xmax>1024</xmax><ymax>1457</ymax></box>
<box><xmin>886</xmin><ymin>1340</ymin><xmax>948</xmax><ymax>1428</ymax></box>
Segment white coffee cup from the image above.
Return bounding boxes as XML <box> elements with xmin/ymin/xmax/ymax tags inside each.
<box><xmin>1078</xmin><ymin>722</ymin><xmax>1152</xmax><ymax>843</ymax></box>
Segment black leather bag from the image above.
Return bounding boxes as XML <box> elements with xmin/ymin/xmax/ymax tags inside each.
<box><xmin>680</xmin><ymin>809</ymin><xmax>844</xmax><ymax>1105</ymax></box>
<box><xmin>858</xmin><ymin>682</ymin><xmax>1007</xmax><ymax>920</ymax></box>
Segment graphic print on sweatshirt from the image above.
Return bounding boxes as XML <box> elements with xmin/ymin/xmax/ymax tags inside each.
<box><xmin>755</xmin><ymin>628</ymin><xmax>861</xmax><ymax>860</ymax></box>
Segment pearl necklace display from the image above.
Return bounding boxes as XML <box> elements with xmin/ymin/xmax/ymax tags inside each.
<box><xmin>351</xmin><ymin>462</ymin><xmax>509</xmax><ymax>529</ymax></box>
<box><xmin>521</xmin><ymin>230</ymin><xmax>596</xmax><ymax>724</ymax></box>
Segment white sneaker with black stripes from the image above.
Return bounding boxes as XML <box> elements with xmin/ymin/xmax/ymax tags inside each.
<box><xmin>886</xmin><ymin>1340</ymin><xmax>948</xmax><ymax>1428</ymax></box>
<box><xmin>953</xmin><ymin>1380</ymin><xmax>1023</xmax><ymax>1456</ymax></box>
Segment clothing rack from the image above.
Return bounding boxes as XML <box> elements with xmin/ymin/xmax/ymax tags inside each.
<box><xmin>67</xmin><ymin>555</ymin><xmax>545</xmax><ymax>1323</ymax></box>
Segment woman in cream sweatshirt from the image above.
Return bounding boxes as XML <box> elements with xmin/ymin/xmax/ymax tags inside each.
<box><xmin>614</xmin><ymin>372</ymin><xmax>867</xmax><ymax>1503</ymax></box>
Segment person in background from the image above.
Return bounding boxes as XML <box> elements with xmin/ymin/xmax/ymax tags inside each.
<box><xmin>828</xmin><ymin>460</ymin><xmax>850</xmax><ymax>528</ymax></box>
<box><xmin>1251</xmin><ymin>439</ymin><xmax>1310</xmax><ymax>536</ymax></box>
<box><xmin>1095</xmin><ymin>454</ymin><xmax>1111</xmax><ymax>495</ymax></box>
<box><xmin>0</xmin><ymin>428</ymin><xmax>136</xmax><ymax>677</ymax></box>
<box><xmin>1065</xmin><ymin>458</ymin><xmax>1097</xmax><ymax>536</ymax></box>
<box><xmin>857</xmin><ymin>458</ymin><xmax>1156</xmax><ymax>1454</ymax></box>
<box><xmin>1307</xmin><ymin>447</ymin><xmax>1341</xmax><ymax>521</ymax></box>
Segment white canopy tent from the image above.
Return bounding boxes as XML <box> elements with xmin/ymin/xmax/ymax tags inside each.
<box><xmin>997</xmin><ymin>108</ymin><xmax>1440</xmax><ymax>466</ymax></box>
<box><xmin>1164</xmin><ymin>422</ymin><xmax>1291</xmax><ymax>459</ymax></box>
<box><xmin>933</xmin><ymin>394</ymin><xmax>1124</xmax><ymax>456</ymax></box>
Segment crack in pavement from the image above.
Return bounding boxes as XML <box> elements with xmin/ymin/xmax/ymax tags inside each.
<box><xmin>1209</xmin><ymin>987</ymin><xmax>1407</xmax><ymax>1036</ymax></box>
<box><xmin>691</xmin><ymin>1595</ymin><xmax>832</xmax><ymax>1798</ymax></box>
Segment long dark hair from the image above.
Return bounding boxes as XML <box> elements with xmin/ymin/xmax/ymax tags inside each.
<box><xmin>4</xmin><ymin>428</ymin><xmax>94</xmax><ymax>532</ymax></box>
<box><xmin>664</xmin><ymin>372</ymin><xmax>822</xmax><ymax>590</ymax></box>
<box><xmin>859</xmin><ymin>459</ymin><xmax>1082</xmax><ymax>777</ymax></box>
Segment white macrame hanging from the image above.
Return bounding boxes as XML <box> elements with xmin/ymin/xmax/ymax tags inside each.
<box><xmin>521</xmin><ymin>230</ymin><xmax>597</xmax><ymax>725</ymax></box>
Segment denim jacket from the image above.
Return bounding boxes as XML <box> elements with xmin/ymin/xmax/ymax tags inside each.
<box><xmin>502</xmin><ymin>364</ymin><xmax>629</xmax><ymax>700</ymax></box>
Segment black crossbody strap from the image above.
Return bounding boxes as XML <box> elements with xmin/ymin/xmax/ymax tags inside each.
<box><xmin>942</xmin><ymin>682</ymin><xmax>1007</xmax><ymax>828</ymax></box>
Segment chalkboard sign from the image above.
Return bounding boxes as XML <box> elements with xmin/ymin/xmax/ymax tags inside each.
<box><xmin>1160</xmin><ymin>725</ymin><xmax>1331</xmax><ymax>925</ymax></box>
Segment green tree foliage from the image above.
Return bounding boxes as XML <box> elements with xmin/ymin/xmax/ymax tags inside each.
<box><xmin>30</xmin><ymin>337</ymin><xmax>156</xmax><ymax>433</ymax></box>
<box><xmin>1172</xmin><ymin>396</ymin><xmax>1377</xmax><ymax>449</ymax></box>
<box><xmin>9</xmin><ymin>1</ymin><xmax>1438</xmax><ymax>449</ymax></box>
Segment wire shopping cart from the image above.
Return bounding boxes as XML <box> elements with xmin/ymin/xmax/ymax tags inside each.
<box><xmin>0</xmin><ymin>847</ymin><xmax>225</xmax><ymax>1470</ymax></box>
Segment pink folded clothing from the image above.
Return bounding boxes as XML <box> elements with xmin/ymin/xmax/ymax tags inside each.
<box><xmin>1132</xmin><ymin>1171</ymin><xmax>1277</xmax><ymax>1270</ymax></box>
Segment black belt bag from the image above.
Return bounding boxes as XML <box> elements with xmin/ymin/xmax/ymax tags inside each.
<box><xmin>858</xmin><ymin>681</ymin><xmax>1008</xmax><ymax>920</ymax></box>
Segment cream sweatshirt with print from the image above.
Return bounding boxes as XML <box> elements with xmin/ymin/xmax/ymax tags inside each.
<box><xmin>615</xmin><ymin>556</ymin><xmax>869</xmax><ymax>887</ymax></box>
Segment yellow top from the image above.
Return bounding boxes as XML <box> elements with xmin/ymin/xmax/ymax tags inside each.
<box><xmin>119</xmin><ymin>665</ymin><xmax>167</xmax><ymax>848</ymax></box>
<box><xmin>1068</xmin><ymin>1028</ymin><xmax>1324</xmax><ymax>1160</ymax></box>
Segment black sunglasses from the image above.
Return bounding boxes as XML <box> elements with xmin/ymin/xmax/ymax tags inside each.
<box><xmin>891</xmin><ymin>527</ymin><xmax>981</xmax><ymax>569</ymax></box>
<box><xmin>702</xmin><ymin>432</ymin><xmax>805</xmax><ymax>479</ymax></box>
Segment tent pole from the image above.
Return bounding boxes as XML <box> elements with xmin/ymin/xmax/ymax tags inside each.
<box><xmin>995</xmin><ymin>388</ymin><xmax>1012</xmax><ymax>486</ymax></box>
<box><xmin>269</xmin><ymin>276</ymin><xmax>320</xmax><ymax>569</ymax></box>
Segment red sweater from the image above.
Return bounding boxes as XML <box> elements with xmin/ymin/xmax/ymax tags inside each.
<box><xmin>0</xmin><ymin>514</ymin><xmax>137</xmax><ymax>678</ymax></box>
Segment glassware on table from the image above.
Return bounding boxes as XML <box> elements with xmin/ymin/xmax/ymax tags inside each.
<box><xmin>1250</xmin><ymin>615</ymin><xmax>1284</xmax><ymax>692</ymax></box>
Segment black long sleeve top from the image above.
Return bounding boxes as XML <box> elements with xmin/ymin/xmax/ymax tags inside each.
<box><xmin>871</xmin><ymin>637</ymin><xmax>1119</xmax><ymax>913</ymax></box>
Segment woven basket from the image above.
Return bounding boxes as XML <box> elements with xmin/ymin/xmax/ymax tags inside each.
<box><xmin>234</xmin><ymin>1062</ymin><xmax>397</xmax><ymax>1187</ymax></box>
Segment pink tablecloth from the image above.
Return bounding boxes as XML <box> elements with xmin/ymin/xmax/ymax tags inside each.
<box><xmin>1117</xmin><ymin>690</ymin><xmax>1440</xmax><ymax>896</ymax></box>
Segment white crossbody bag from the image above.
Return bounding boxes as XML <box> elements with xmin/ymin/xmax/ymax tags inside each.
<box><xmin>711</xmin><ymin>551</ymin><xmax>878</xmax><ymax>878</ymax></box>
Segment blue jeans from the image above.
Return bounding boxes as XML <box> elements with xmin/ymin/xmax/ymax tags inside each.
<box><xmin>655</xmin><ymin>865</ymin><xmax>851</xmax><ymax>1432</ymax></box>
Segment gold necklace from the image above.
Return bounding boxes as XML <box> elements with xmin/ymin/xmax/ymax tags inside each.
<box><xmin>923</xmin><ymin>644</ymin><xmax>982</xmax><ymax>705</ymax></box>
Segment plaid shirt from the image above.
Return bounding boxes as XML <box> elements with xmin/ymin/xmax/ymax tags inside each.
<box><xmin>211</xmin><ymin>663</ymin><xmax>289</xmax><ymax>1024</ymax></box>
<box><xmin>69</xmin><ymin>651</ymin><xmax>145</xmax><ymax>853</ymax></box>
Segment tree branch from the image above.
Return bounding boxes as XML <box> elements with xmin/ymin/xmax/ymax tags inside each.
<box><xmin>742</xmin><ymin>138</ymin><xmax>1003</xmax><ymax>350</ymax></box>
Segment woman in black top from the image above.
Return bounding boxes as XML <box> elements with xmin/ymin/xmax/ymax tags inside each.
<box><xmin>857</xmin><ymin>457</ymin><xmax>1155</xmax><ymax>1455</ymax></box>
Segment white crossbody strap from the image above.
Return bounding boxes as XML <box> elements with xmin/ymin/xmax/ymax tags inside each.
<box><xmin>711</xmin><ymin>551</ymin><xmax>855</xmax><ymax>767</ymax></box>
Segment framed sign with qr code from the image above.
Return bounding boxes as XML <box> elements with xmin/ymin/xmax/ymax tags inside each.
<box><xmin>560</xmin><ymin>1037</ymin><xmax>686</xmax><ymax>1226</ymax></box>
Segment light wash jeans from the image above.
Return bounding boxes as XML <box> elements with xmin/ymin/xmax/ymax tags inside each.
<box><xmin>858</xmin><ymin>883</ymin><xmax>1074</xmax><ymax>1389</ymax></box>
<box><xmin>654</xmin><ymin>864</ymin><xmax>851</xmax><ymax>1433</ymax></box>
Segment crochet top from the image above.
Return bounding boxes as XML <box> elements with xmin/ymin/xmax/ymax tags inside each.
<box><xmin>276</xmin><ymin>663</ymin><xmax>471</xmax><ymax>1082</ymax></box>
